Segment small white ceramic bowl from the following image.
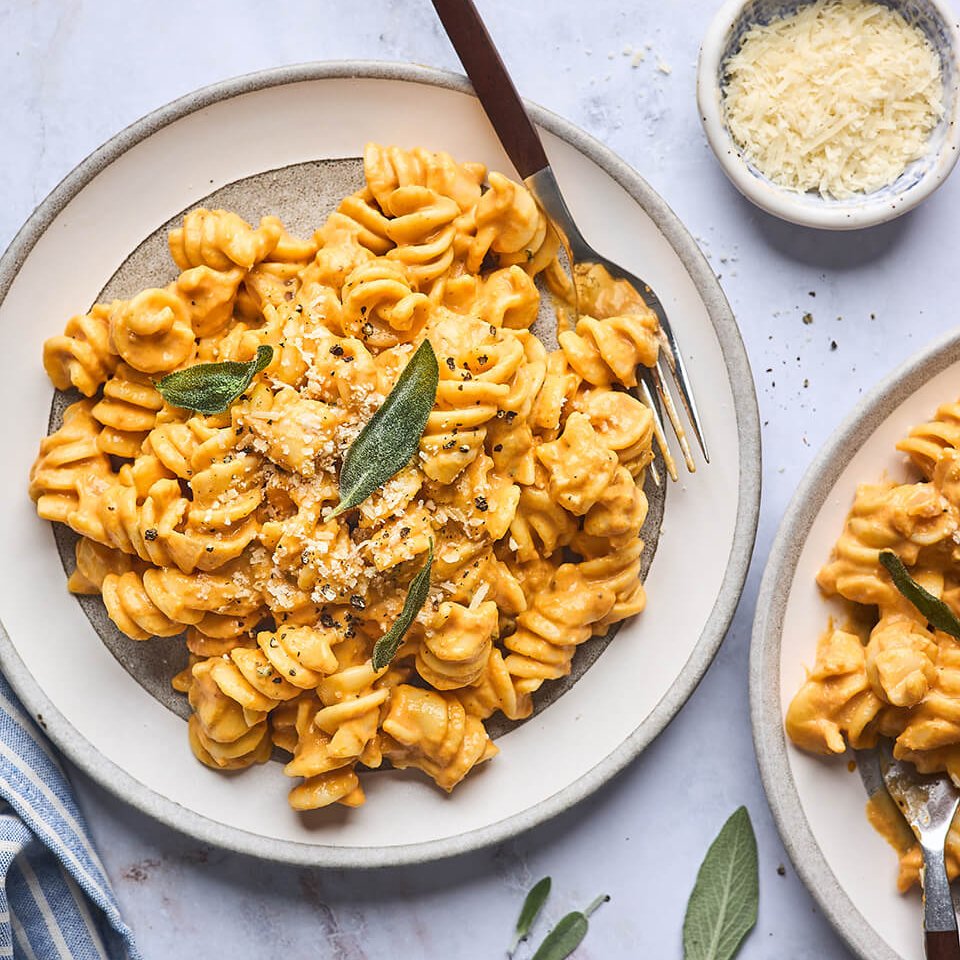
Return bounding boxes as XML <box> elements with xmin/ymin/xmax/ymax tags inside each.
<box><xmin>697</xmin><ymin>0</ymin><xmax>960</xmax><ymax>230</ymax></box>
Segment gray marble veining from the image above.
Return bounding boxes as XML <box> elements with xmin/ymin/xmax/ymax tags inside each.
<box><xmin>5</xmin><ymin>0</ymin><xmax>956</xmax><ymax>955</ymax></box>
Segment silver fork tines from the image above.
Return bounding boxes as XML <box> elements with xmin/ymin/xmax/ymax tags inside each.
<box><xmin>525</xmin><ymin>166</ymin><xmax>707</xmax><ymax>479</ymax></box>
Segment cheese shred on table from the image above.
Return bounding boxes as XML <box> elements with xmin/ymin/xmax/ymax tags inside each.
<box><xmin>722</xmin><ymin>0</ymin><xmax>944</xmax><ymax>198</ymax></box>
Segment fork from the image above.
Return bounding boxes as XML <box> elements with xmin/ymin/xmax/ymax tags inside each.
<box><xmin>861</xmin><ymin>743</ymin><xmax>960</xmax><ymax>959</ymax></box>
<box><xmin>430</xmin><ymin>0</ymin><xmax>708</xmax><ymax>479</ymax></box>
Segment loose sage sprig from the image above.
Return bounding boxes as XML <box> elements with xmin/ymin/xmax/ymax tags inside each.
<box><xmin>683</xmin><ymin>807</ymin><xmax>758</xmax><ymax>960</ymax></box>
<box><xmin>508</xmin><ymin>877</ymin><xmax>552</xmax><ymax>957</ymax></box>
<box><xmin>330</xmin><ymin>339</ymin><xmax>439</xmax><ymax>518</ymax></box>
<box><xmin>156</xmin><ymin>345</ymin><xmax>274</xmax><ymax>414</ymax></box>
<box><xmin>371</xmin><ymin>541</ymin><xmax>433</xmax><ymax>670</ymax></box>
<box><xmin>530</xmin><ymin>894</ymin><xmax>609</xmax><ymax>960</ymax></box>
<box><xmin>879</xmin><ymin>550</ymin><xmax>960</xmax><ymax>639</ymax></box>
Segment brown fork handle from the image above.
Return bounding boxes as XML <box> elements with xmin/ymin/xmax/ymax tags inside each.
<box><xmin>927</xmin><ymin>930</ymin><xmax>960</xmax><ymax>960</ymax></box>
<box><xmin>430</xmin><ymin>0</ymin><xmax>549</xmax><ymax>179</ymax></box>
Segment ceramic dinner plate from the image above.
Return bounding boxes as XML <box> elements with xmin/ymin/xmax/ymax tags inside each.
<box><xmin>0</xmin><ymin>63</ymin><xmax>758</xmax><ymax>867</ymax></box>
<box><xmin>753</xmin><ymin>329</ymin><xmax>960</xmax><ymax>960</ymax></box>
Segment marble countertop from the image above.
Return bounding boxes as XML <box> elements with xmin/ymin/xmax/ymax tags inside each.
<box><xmin>6</xmin><ymin>0</ymin><xmax>960</xmax><ymax>956</ymax></box>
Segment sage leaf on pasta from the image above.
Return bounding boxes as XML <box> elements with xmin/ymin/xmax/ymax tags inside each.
<box><xmin>683</xmin><ymin>807</ymin><xmax>758</xmax><ymax>960</ymax></box>
<box><xmin>530</xmin><ymin>894</ymin><xmax>609</xmax><ymax>960</ymax></box>
<box><xmin>509</xmin><ymin>877</ymin><xmax>552</xmax><ymax>957</ymax></box>
<box><xmin>371</xmin><ymin>541</ymin><xmax>433</xmax><ymax>670</ymax></box>
<box><xmin>156</xmin><ymin>345</ymin><xmax>274</xmax><ymax>414</ymax></box>
<box><xmin>330</xmin><ymin>338</ymin><xmax>439</xmax><ymax>518</ymax></box>
<box><xmin>879</xmin><ymin>551</ymin><xmax>960</xmax><ymax>640</ymax></box>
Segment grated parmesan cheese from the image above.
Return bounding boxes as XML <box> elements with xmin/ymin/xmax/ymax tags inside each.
<box><xmin>722</xmin><ymin>0</ymin><xmax>944</xmax><ymax>198</ymax></box>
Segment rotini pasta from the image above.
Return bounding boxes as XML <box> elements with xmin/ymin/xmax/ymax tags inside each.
<box><xmin>29</xmin><ymin>142</ymin><xmax>661</xmax><ymax>814</ymax></box>
<box><xmin>787</xmin><ymin>395</ymin><xmax>960</xmax><ymax>890</ymax></box>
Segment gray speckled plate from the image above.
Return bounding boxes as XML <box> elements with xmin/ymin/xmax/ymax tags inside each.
<box><xmin>0</xmin><ymin>62</ymin><xmax>759</xmax><ymax>867</ymax></box>
<box><xmin>753</xmin><ymin>328</ymin><xmax>960</xmax><ymax>960</ymax></box>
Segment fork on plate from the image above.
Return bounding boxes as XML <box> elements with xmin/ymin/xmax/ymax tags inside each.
<box><xmin>430</xmin><ymin>0</ymin><xmax>708</xmax><ymax>480</ymax></box>
<box><xmin>860</xmin><ymin>743</ymin><xmax>960</xmax><ymax>959</ymax></box>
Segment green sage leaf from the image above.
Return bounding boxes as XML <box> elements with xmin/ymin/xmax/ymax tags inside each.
<box><xmin>156</xmin><ymin>345</ymin><xmax>274</xmax><ymax>414</ymax></box>
<box><xmin>371</xmin><ymin>541</ymin><xmax>433</xmax><ymax>670</ymax></box>
<box><xmin>508</xmin><ymin>877</ymin><xmax>552</xmax><ymax>957</ymax></box>
<box><xmin>683</xmin><ymin>806</ymin><xmax>758</xmax><ymax>960</ymax></box>
<box><xmin>331</xmin><ymin>338</ymin><xmax>439</xmax><ymax>517</ymax></box>
<box><xmin>530</xmin><ymin>894</ymin><xmax>608</xmax><ymax>960</ymax></box>
<box><xmin>879</xmin><ymin>551</ymin><xmax>960</xmax><ymax>640</ymax></box>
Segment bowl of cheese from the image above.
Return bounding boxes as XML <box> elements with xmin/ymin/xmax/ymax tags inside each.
<box><xmin>697</xmin><ymin>0</ymin><xmax>960</xmax><ymax>229</ymax></box>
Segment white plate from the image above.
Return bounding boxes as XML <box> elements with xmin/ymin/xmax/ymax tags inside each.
<box><xmin>753</xmin><ymin>329</ymin><xmax>960</xmax><ymax>959</ymax></box>
<box><xmin>0</xmin><ymin>63</ymin><xmax>759</xmax><ymax>867</ymax></box>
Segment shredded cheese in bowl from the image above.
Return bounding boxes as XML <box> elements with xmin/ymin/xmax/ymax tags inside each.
<box><xmin>722</xmin><ymin>0</ymin><xmax>945</xmax><ymax>198</ymax></box>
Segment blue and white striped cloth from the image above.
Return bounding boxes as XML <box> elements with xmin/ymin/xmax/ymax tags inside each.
<box><xmin>0</xmin><ymin>673</ymin><xmax>139</xmax><ymax>959</ymax></box>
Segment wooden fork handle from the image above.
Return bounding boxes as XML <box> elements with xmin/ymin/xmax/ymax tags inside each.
<box><xmin>924</xmin><ymin>843</ymin><xmax>960</xmax><ymax>959</ymax></box>
<box><xmin>927</xmin><ymin>930</ymin><xmax>960</xmax><ymax>960</ymax></box>
<box><xmin>430</xmin><ymin>0</ymin><xmax>549</xmax><ymax>179</ymax></box>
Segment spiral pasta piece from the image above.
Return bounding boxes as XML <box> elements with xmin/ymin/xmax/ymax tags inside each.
<box><xmin>817</xmin><ymin>481</ymin><xmax>958</xmax><ymax>606</ymax></box>
<box><xmin>283</xmin><ymin>699</ymin><xmax>366</xmax><ymax>811</ymax></box>
<box><xmin>340</xmin><ymin>258</ymin><xmax>431</xmax><ymax>348</ymax></box>
<box><xmin>864</xmin><ymin>612</ymin><xmax>938</xmax><ymax>708</ymax></box>
<box><xmin>573</xmin><ymin>387</ymin><xmax>655</xmax><ymax>479</ymax></box>
<box><xmin>456</xmin><ymin>647</ymin><xmax>532</xmax><ymax>721</ymax></box>
<box><xmin>29</xmin><ymin>400</ymin><xmax>112</xmax><ymax>524</ymax></box>
<box><xmin>416</xmin><ymin>600</ymin><xmax>496</xmax><ymax>690</ymax></box>
<box><xmin>42</xmin><ymin>305</ymin><xmax>118</xmax><ymax>396</ymax></box>
<box><xmin>785</xmin><ymin>627</ymin><xmax>887</xmax><ymax>755</ymax></box>
<box><xmin>176</xmin><ymin>265</ymin><xmax>245</xmax><ymax>338</ymax></box>
<box><xmin>169</xmin><ymin>208</ymin><xmax>282</xmax><ymax>271</ymax></box>
<box><xmin>91</xmin><ymin>363</ymin><xmax>164</xmax><ymax>458</ymax></box>
<box><xmin>101</xmin><ymin>566</ymin><xmax>260</xmax><ymax>641</ymax></box>
<box><xmin>109</xmin><ymin>287</ymin><xmax>195</xmax><ymax>374</ymax></box>
<box><xmin>558</xmin><ymin>311</ymin><xmax>660</xmax><ymax>388</ymax></box>
<box><xmin>897</xmin><ymin>401</ymin><xmax>960</xmax><ymax>478</ymax></box>
<box><xmin>384</xmin><ymin>186</ymin><xmax>459</xmax><ymax>288</ymax></box>
<box><xmin>382</xmin><ymin>685</ymin><xmax>497</xmax><ymax>791</ymax></box>
<box><xmin>467</xmin><ymin>172</ymin><xmax>555</xmax><ymax>275</ymax></box>
<box><xmin>503</xmin><ymin>564</ymin><xmax>616</xmax><ymax>693</ymax></box>
<box><xmin>66</xmin><ymin>537</ymin><xmax>139</xmax><ymax>595</ymax></box>
<box><xmin>364</xmin><ymin>143</ymin><xmax>485</xmax><ymax>213</ymax></box>
<box><xmin>187</xmin><ymin>658</ymin><xmax>272</xmax><ymax>770</ymax></box>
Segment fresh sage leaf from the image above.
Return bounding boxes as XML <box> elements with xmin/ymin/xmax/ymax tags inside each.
<box><xmin>371</xmin><ymin>541</ymin><xmax>433</xmax><ymax>670</ymax></box>
<box><xmin>683</xmin><ymin>807</ymin><xmax>758</xmax><ymax>960</ymax></box>
<box><xmin>530</xmin><ymin>894</ymin><xmax>608</xmax><ymax>960</ymax></box>
<box><xmin>156</xmin><ymin>345</ymin><xmax>274</xmax><ymax>414</ymax></box>
<box><xmin>879</xmin><ymin>551</ymin><xmax>960</xmax><ymax>640</ymax></box>
<box><xmin>508</xmin><ymin>877</ymin><xmax>552</xmax><ymax>957</ymax></box>
<box><xmin>330</xmin><ymin>338</ymin><xmax>439</xmax><ymax>518</ymax></box>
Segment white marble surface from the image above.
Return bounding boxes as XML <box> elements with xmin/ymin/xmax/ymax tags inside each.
<box><xmin>4</xmin><ymin>0</ymin><xmax>960</xmax><ymax>956</ymax></box>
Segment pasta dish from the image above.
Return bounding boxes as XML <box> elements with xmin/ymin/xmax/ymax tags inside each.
<box><xmin>28</xmin><ymin>143</ymin><xmax>659</xmax><ymax>812</ymax></box>
<box><xmin>787</xmin><ymin>399</ymin><xmax>960</xmax><ymax>889</ymax></box>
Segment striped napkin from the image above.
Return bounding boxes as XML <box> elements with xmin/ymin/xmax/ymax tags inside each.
<box><xmin>0</xmin><ymin>673</ymin><xmax>139</xmax><ymax>959</ymax></box>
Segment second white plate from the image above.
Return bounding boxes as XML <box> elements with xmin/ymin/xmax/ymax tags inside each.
<box><xmin>753</xmin><ymin>329</ymin><xmax>960</xmax><ymax>960</ymax></box>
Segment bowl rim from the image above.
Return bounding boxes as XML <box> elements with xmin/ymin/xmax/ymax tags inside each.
<box><xmin>0</xmin><ymin>60</ymin><xmax>761</xmax><ymax>868</ymax></box>
<box><xmin>697</xmin><ymin>0</ymin><xmax>960</xmax><ymax>231</ymax></box>
<box><xmin>751</xmin><ymin>325</ymin><xmax>960</xmax><ymax>960</ymax></box>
